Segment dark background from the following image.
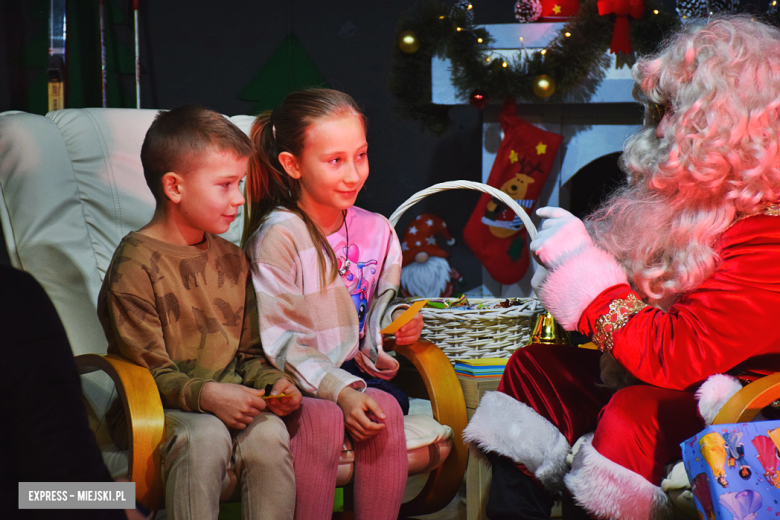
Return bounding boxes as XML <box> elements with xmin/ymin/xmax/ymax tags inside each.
<box><xmin>0</xmin><ymin>0</ymin><xmax>717</xmax><ymax>288</ymax></box>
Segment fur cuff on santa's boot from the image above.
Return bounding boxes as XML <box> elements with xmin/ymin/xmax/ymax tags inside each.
<box><xmin>462</xmin><ymin>391</ymin><xmax>570</xmax><ymax>493</ymax></box>
<box><xmin>564</xmin><ymin>434</ymin><xmax>673</xmax><ymax>520</ymax></box>
<box><xmin>696</xmin><ymin>373</ymin><xmax>743</xmax><ymax>426</ymax></box>
<box><xmin>540</xmin><ymin>245</ymin><xmax>627</xmax><ymax>330</ymax></box>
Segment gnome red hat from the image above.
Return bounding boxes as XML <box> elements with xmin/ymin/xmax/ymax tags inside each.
<box><xmin>401</xmin><ymin>213</ymin><xmax>455</xmax><ymax>267</ymax></box>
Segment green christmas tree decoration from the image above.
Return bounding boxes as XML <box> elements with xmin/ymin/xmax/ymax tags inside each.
<box><xmin>239</xmin><ymin>34</ymin><xmax>328</xmax><ymax>115</ymax></box>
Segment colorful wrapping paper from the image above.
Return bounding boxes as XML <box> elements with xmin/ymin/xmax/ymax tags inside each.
<box><xmin>682</xmin><ymin>422</ymin><xmax>780</xmax><ymax>519</ymax></box>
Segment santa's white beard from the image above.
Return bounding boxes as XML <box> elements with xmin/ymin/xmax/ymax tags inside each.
<box><xmin>401</xmin><ymin>256</ymin><xmax>452</xmax><ymax>297</ymax></box>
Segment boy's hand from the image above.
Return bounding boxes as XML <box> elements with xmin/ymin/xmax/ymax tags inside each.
<box><xmin>336</xmin><ymin>386</ymin><xmax>386</xmax><ymax>442</ymax></box>
<box><xmin>264</xmin><ymin>378</ymin><xmax>302</xmax><ymax>417</ymax></box>
<box><xmin>200</xmin><ymin>382</ymin><xmax>266</xmax><ymax>429</ymax></box>
<box><xmin>391</xmin><ymin>309</ymin><xmax>424</xmax><ymax>345</ymax></box>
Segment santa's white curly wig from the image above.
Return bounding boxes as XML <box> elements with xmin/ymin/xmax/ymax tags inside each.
<box><xmin>588</xmin><ymin>15</ymin><xmax>780</xmax><ymax>307</ymax></box>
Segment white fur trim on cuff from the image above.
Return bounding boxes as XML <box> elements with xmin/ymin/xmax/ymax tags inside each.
<box><xmin>695</xmin><ymin>374</ymin><xmax>743</xmax><ymax>426</ymax></box>
<box><xmin>540</xmin><ymin>245</ymin><xmax>628</xmax><ymax>330</ymax></box>
<box><xmin>462</xmin><ymin>391</ymin><xmax>571</xmax><ymax>492</ymax></box>
<box><xmin>564</xmin><ymin>434</ymin><xmax>672</xmax><ymax>520</ymax></box>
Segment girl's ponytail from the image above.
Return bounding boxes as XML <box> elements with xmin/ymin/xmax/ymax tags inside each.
<box><xmin>242</xmin><ymin>111</ymin><xmax>300</xmax><ymax>247</ymax></box>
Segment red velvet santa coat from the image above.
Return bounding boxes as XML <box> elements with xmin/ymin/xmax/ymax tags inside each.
<box><xmin>463</xmin><ymin>209</ymin><xmax>780</xmax><ymax>520</ymax></box>
<box><xmin>582</xmin><ymin>210</ymin><xmax>780</xmax><ymax>389</ymax></box>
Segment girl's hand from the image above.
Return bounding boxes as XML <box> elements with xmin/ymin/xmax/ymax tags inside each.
<box><xmin>200</xmin><ymin>382</ymin><xmax>267</xmax><ymax>429</ymax></box>
<box><xmin>264</xmin><ymin>378</ymin><xmax>303</xmax><ymax>417</ymax></box>
<box><xmin>391</xmin><ymin>309</ymin><xmax>424</xmax><ymax>345</ymax></box>
<box><xmin>337</xmin><ymin>386</ymin><xmax>386</xmax><ymax>441</ymax></box>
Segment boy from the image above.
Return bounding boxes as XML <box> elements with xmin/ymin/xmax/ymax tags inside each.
<box><xmin>98</xmin><ymin>105</ymin><xmax>302</xmax><ymax>520</ymax></box>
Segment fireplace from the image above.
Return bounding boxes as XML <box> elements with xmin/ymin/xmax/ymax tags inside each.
<box><xmin>432</xmin><ymin>23</ymin><xmax>644</xmax><ymax>297</ymax></box>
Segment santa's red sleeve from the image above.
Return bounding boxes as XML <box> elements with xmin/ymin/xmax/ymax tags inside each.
<box><xmin>578</xmin><ymin>215</ymin><xmax>780</xmax><ymax>390</ymax></box>
<box><xmin>552</xmin><ymin>213</ymin><xmax>780</xmax><ymax>391</ymax></box>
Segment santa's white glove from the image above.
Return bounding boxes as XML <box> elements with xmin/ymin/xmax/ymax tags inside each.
<box><xmin>530</xmin><ymin>207</ymin><xmax>593</xmax><ymax>270</ymax></box>
<box><xmin>530</xmin><ymin>261</ymin><xmax>548</xmax><ymax>300</ymax></box>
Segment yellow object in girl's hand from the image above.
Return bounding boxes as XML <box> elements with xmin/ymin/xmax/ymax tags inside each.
<box><xmin>381</xmin><ymin>300</ymin><xmax>429</xmax><ymax>334</ymax></box>
<box><xmin>260</xmin><ymin>383</ymin><xmax>290</xmax><ymax>399</ymax></box>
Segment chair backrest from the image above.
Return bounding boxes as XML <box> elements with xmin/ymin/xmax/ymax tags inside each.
<box><xmin>0</xmin><ymin>108</ymin><xmax>254</xmax><ymax>356</ymax></box>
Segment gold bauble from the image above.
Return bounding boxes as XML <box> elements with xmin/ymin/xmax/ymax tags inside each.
<box><xmin>398</xmin><ymin>30</ymin><xmax>420</xmax><ymax>54</ymax></box>
<box><xmin>532</xmin><ymin>74</ymin><xmax>556</xmax><ymax>99</ymax></box>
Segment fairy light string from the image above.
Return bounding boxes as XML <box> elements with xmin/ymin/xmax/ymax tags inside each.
<box><xmin>389</xmin><ymin>0</ymin><xmax>679</xmax><ymax>134</ymax></box>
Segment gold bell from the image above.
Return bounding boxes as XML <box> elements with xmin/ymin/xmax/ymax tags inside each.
<box><xmin>527</xmin><ymin>311</ymin><xmax>571</xmax><ymax>346</ymax></box>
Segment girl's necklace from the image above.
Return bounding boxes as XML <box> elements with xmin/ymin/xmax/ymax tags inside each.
<box><xmin>337</xmin><ymin>209</ymin><xmax>350</xmax><ymax>276</ymax></box>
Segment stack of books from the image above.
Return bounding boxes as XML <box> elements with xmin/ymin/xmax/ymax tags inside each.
<box><xmin>454</xmin><ymin>358</ymin><xmax>508</xmax><ymax>379</ymax></box>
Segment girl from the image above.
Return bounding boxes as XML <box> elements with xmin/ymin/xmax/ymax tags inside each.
<box><xmin>242</xmin><ymin>89</ymin><xmax>424</xmax><ymax>520</ymax></box>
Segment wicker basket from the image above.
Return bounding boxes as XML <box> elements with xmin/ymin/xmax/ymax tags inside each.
<box><xmin>389</xmin><ymin>180</ymin><xmax>544</xmax><ymax>361</ymax></box>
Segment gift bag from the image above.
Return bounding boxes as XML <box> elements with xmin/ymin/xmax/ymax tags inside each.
<box><xmin>682</xmin><ymin>422</ymin><xmax>780</xmax><ymax>519</ymax></box>
<box><xmin>463</xmin><ymin>98</ymin><xmax>563</xmax><ymax>285</ymax></box>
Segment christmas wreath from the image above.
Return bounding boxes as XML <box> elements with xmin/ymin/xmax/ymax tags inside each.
<box><xmin>388</xmin><ymin>0</ymin><xmax>679</xmax><ymax>134</ymax></box>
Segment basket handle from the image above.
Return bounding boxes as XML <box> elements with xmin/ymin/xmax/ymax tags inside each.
<box><xmin>388</xmin><ymin>180</ymin><xmax>537</xmax><ymax>240</ymax></box>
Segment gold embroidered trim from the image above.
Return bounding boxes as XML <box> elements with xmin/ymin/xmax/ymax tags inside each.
<box><xmin>592</xmin><ymin>294</ymin><xmax>648</xmax><ymax>353</ymax></box>
<box><xmin>762</xmin><ymin>203</ymin><xmax>780</xmax><ymax>216</ymax></box>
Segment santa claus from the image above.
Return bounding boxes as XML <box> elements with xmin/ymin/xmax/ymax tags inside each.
<box><xmin>464</xmin><ymin>15</ymin><xmax>780</xmax><ymax>520</ymax></box>
<box><xmin>400</xmin><ymin>213</ymin><xmax>462</xmax><ymax>298</ymax></box>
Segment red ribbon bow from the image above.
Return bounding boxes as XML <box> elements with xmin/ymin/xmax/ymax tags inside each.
<box><xmin>597</xmin><ymin>0</ymin><xmax>645</xmax><ymax>55</ymax></box>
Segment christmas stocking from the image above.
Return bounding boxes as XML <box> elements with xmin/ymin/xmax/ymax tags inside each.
<box><xmin>464</xmin><ymin>98</ymin><xmax>563</xmax><ymax>285</ymax></box>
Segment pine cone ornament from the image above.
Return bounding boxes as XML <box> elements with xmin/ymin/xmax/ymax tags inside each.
<box><xmin>706</xmin><ymin>0</ymin><xmax>739</xmax><ymax>13</ymax></box>
<box><xmin>676</xmin><ymin>0</ymin><xmax>707</xmax><ymax>18</ymax></box>
<box><xmin>515</xmin><ymin>0</ymin><xmax>542</xmax><ymax>22</ymax></box>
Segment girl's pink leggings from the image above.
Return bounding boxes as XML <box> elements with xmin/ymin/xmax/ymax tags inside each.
<box><xmin>285</xmin><ymin>388</ymin><xmax>408</xmax><ymax>520</ymax></box>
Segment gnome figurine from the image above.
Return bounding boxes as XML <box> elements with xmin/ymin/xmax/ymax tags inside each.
<box><xmin>400</xmin><ymin>213</ymin><xmax>463</xmax><ymax>298</ymax></box>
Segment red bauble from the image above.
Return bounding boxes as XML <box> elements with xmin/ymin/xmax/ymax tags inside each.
<box><xmin>469</xmin><ymin>90</ymin><xmax>489</xmax><ymax>108</ymax></box>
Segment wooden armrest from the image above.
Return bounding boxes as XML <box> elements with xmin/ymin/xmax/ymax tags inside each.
<box><xmin>386</xmin><ymin>339</ymin><xmax>469</xmax><ymax>517</ymax></box>
<box><xmin>76</xmin><ymin>353</ymin><xmax>165</xmax><ymax>511</ymax></box>
<box><xmin>713</xmin><ymin>372</ymin><xmax>780</xmax><ymax>424</ymax></box>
